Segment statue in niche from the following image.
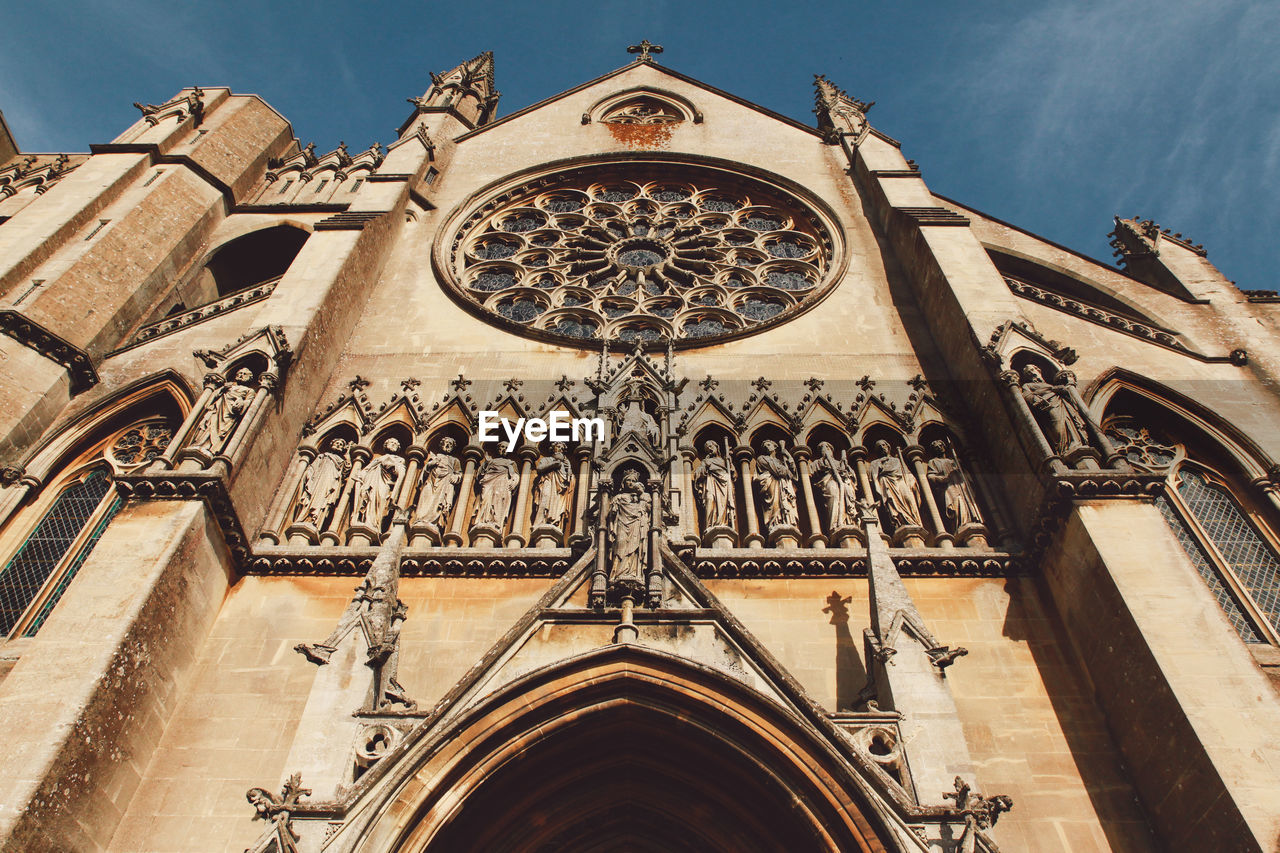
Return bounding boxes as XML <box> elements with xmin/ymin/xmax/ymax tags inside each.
<box><xmin>532</xmin><ymin>443</ymin><xmax>574</xmax><ymax>529</ymax></box>
<box><xmin>869</xmin><ymin>439</ymin><xmax>923</xmax><ymax>530</ymax></box>
<box><xmin>412</xmin><ymin>436</ymin><xmax>462</xmax><ymax>529</ymax></box>
<box><xmin>189</xmin><ymin>367</ymin><xmax>256</xmax><ymax>454</ymax></box>
<box><xmin>1018</xmin><ymin>363</ymin><xmax>1090</xmax><ymax>456</ymax></box>
<box><xmin>754</xmin><ymin>440</ymin><xmax>799</xmax><ymax>533</ymax></box>
<box><xmin>693</xmin><ymin>439</ymin><xmax>735</xmax><ymax>529</ymax></box>
<box><xmin>608</xmin><ymin>469</ymin><xmax>651</xmax><ymax>596</ymax></box>
<box><xmin>294</xmin><ymin>437</ymin><xmax>349</xmax><ymax>528</ymax></box>
<box><xmin>473</xmin><ymin>451</ymin><xmax>520</xmax><ymax>528</ymax></box>
<box><xmin>812</xmin><ymin>441</ymin><xmax>859</xmax><ymax>531</ymax></box>
<box><xmin>926</xmin><ymin>440</ymin><xmax>983</xmax><ymax>531</ymax></box>
<box><xmin>353</xmin><ymin>438</ymin><xmax>405</xmax><ymax>529</ymax></box>
<box><xmin>617</xmin><ymin>394</ymin><xmax>661</xmax><ymax>447</ymax></box>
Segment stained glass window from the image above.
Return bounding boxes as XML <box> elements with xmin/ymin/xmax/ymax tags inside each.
<box><xmin>0</xmin><ymin>469</ymin><xmax>114</xmax><ymax>635</ymax></box>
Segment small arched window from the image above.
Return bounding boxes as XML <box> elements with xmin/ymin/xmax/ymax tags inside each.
<box><xmin>0</xmin><ymin>417</ymin><xmax>175</xmax><ymax>639</ymax></box>
<box><xmin>1106</xmin><ymin>416</ymin><xmax>1279</xmax><ymax>643</ymax></box>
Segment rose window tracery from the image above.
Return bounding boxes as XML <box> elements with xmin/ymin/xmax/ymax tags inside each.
<box><xmin>440</xmin><ymin>164</ymin><xmax>840</xmax><ymax>347</ymax></box>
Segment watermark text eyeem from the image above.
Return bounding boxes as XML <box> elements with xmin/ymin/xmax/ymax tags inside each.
<box><xmin>478</xmin><ymin>410</ymin><xmax>605</xmax><ymax>452</ymax></box>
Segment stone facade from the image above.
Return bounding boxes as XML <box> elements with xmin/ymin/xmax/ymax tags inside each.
<box><xmin>0</xmin><ymin>49</ymin><xmax>1278</xmax><ymax>851</ymax></box>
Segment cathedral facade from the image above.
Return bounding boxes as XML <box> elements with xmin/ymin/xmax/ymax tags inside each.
<box><xmin>0</xmin><ymin>48</ymin><xmax>1278</xmax><ymax>852</ymax></box>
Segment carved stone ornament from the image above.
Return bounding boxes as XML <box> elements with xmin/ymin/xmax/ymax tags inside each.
<box><xmin>472</xmin><ymin>452</ymin><xmax>520</xmax><ymax>529</ymax></box>
<box><xmin>244</xmin><ymin>772</ymin><xmax>311</xmax><ymax>853</ymax></box>
<box><xmin>1016</xmin><ymin>363</ymin><xmax>1090</xmax><ymax>457</ymax></box>
<box><xmin>412</xmin><ymin>436</ymin><xmax>463</xmax><ymax>530</ymax></box>
<box><xmin>438</xmin><ymin>161</ymin><xmax>839</xmax><ymax>349</ymax></box>
<box><xmin>754</xmin><ymin>440</ymin><xmax>799</xmax><ymax>534</ymax></box>
<box><xmin>812</xmin><ymin>441</ymin><xmax>859</xmax><ymax>532</ymax></box>
<box><xmin>531</xmin><ymin>443</ymin><xmax>573</xmax><ymax>529</ymax></box>
<box><xmin>352</xmin><ymin>438</ymin><xmax>405</xmax><ymax>530</ymax></box>
<box><xmin>943</xmin><ymin>776</ymin><xmax>1013</xmax><ymax>853</ymax></box>
<box><xmin>868</xmin><ymin>440</ymin><xmax>923</xmax><ymax>531</ymax></box>
<box><xmin>693</xmin><ymin>439</ymin><xmax>735</xmax><ymax>530</ymax></box>
<box><xmin>607</xmin><ymin>470</ymin><xmax>651</xmax><ymax>600</ymax></box>
<box><xmin>188</xmin><ymin>367</ymin><xmax>257</xmax><ymax>454</ymax></box>
<box><xmin>293</xmin><ymin>438</ymin><xmax>350</xmax><ymax>529</ymax></box>
<box><xmin>924</xmin><ymin>440</ymin><xmax>983</xmax><ymax>533</ymax></box>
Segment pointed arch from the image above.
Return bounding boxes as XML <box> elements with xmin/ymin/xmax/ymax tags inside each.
<box><xmin>0</xmin><ymin>373</ymin><xmax>191</xmax><ymax>637</ymax></box>
<box><xmin>340</xmin><ymin>645</ymin><xmax>906</xmax><ymax>853</ymax></box>
<box><xmin>1094</xmin><ymin>369</ymin><xmax>1280</xmax><ymax>644</ymax></box>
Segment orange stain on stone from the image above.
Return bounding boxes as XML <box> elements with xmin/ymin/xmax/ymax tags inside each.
<box><xmin>605</xmin><ymin>122</ymin><xmax>674</xmax><ymax>149</ymax></box>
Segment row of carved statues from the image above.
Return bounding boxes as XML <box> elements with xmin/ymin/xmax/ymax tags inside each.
<box><xmin>260</xmin><ymin>428</ymin><xmax>991</xmax><ymax>550</ymax></box>
<box><xmin>690</xmin><ymin>436</ymin><xmax>988</xmax><ymax>548</ymax></box>
<box><xmin>267</xmin><ymin>435</ymin><xmax>582</xmax><ymax>548</ymax></box>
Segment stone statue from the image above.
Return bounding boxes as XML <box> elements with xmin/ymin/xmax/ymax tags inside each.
<box><xmin>608</xmin><ymin>470</ymin><xmax>651</xmax><ymax>596</ymax></box>
<box><xmin>812</xmin><ymin>441</ymin><xmax>859</xmax><ymax>531</ymax></box>
<box><xmin>473</xmin><ymin>452</ymin><xmax>520</xmax><ymax>528</ymax></box>
<box><xmin>754</xmin><ymin>440</ymin><xmax>799</xmax><ymax>533</ymax></box>
<box><xmin>1018</xmin><ymin>363</ymin><xmax>1090</xmax><ymax>456</ymax></box>
<box><xmin>617</xmin><ymin>397</ymin><xmax>660</xmax><ymax>446</ymax></box>
<box><xmin>692</xmin><ymin>439</ymin><xmax>735</xmax><ymax>529</ymax></box>
<box><xmin>869</xmin><ymin>439</ymin><xmax>923</xmax><ymax>530</ymax></box>
<box><xmin>189</xmin><ymin>368</ymin><xmax>256</xmax><ymax>454</ymax></box>
<box><xmin>926</xmin><ymin>440</ymin><xmax>982</xmax><ymax>531</ymax></box>
<box><xmin>532</xmin><ymin>443</ymin><xmax>573</xmax><ymax>529</ymax></box>
<box><xmin>412</xmin><ymin>436</ymin><xmax>463</xmax><ymax>529</ymax></box>
<box><xmin>353</xmin><ymin>439</ymin><xmax>405</xmax><ymax>529</ymax></box>
<box><xmin>293</xmin><ymin>438</ymin><xmax>348</xmax><ymax>528</ymax></box>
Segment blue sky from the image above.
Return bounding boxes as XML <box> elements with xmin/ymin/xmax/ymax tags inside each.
<box><xmin>3</xmin><ymin>0</ymin><xmax>1276</xmax><ymax>289</ymax></box>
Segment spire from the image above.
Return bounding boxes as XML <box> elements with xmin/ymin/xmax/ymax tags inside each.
<box><xmin>406</xmin><ymin>50</ymin><xmax>499</xmax><ymax>130</ymax></box>
<box><xmin>813</xmin><ymin>74</ymin><xmax>874</xmax><ymax>144</ymax></box>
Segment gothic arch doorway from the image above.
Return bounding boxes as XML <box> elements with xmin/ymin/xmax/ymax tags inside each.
<box><xmin>348</xmin><ymin>646</ymin><xmax>901</xmax><ymax>853</ymax></box>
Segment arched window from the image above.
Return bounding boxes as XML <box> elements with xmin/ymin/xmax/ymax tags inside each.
<box><xmin>1105</xmin><ymin>415</ymin><xmax>1278</xmax><ymax>644</ymax></box>
<box><xmin>0</xmin><ymin>417</ymin><xmax>175</xmax><ymax>639</ymax></box>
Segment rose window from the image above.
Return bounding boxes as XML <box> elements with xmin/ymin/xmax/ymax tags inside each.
<box><xmin>438</xmin><ymin>163</ymin><xmax>841</xmax><ymax>347</ymax></box>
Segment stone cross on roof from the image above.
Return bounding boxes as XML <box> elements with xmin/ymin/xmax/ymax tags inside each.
<box><xmin>627</xmin><ymin>40</ymin><xmax>663</xmax><ymax>62</ymax></box>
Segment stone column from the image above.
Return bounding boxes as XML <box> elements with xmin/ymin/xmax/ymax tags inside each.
<box><xmin>792</xmin><ymin>446</ymin><xmax>826</xmax><ymax>549</ymax></box>
<box><xmin>443</xmin><ymin>445</ymin><xmax>482</xmax><ymax>547</ymax></box>
<box><xmin>734</xmin><ymin>444</ymin><xmax>763</xmax><ymax>549</ymax></box>
<box><xmin>906</xmin><ymin>445</ymin><xmax>953</xmax><ymax>549</ymax></box>
<box><xmin>679</xmin><ymin>446</ymin><xmax>700</xmax><ymax>546</ymax></box>
<box><xmin>504</xmin><ymin>446</ymin><xmax>537</xmax><ymax>548</ymax></box>
<box><xmin>263</xmin><ymin>447</ymin><xmax>312</xmax><ymax>544</ymax></box>
<box><xmin>568</xmin><ymin>447</ymin><xmax>593</xmax><ymax>547</ymax></box>
<box><xmin>589</xmin><ymin>485</ymin><xmax>611</xmax><ymax>609</ymax></box>
<box><xmin>151</xmin><ymin>375</ymin><xmax>218</xmax><ymax>471</ymax></box>
<box><xmin>1061</xmin><ymin>373</ymin><xmax>1127</xmax><ymax>469</ymax></box>
<box><xmin>394</xmin><ymin>445</ymin><xmax>424</xmax><ymax>518</ymax></box>
<box><xmin>861</xmin><ymin>507</ymin><xmax>976</xmax><ymax>806</ymax></box>
<box><xmin>646</xmin><ymin>478</ymin><xmax>664</xmax><ymax>608</ymax></box>
<box><xmin>321</xmin><ymin>446</ymin><xmax>368</xmax><ymax>547</ymax></box>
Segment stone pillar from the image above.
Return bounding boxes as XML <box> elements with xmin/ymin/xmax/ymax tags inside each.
<box><xmin>568</xmin><ymin>447</ymin><xmax>593</xmax><ymax>547</ymax></box>
<box><xmin>443</xmin><ymin>445</ymin><xmax>482</xmax><ymax>547</ymax></box>
<box><xmin>861</xmin><ymin>508</ymin><xmax>976</xmax><ymax>806</ymax></box>
<box><xmin>504</xmin><ymin>447</ymin><xmax>537</xmax><ymax>548</ymax></box>
<box><xmin>396</xmin><ymin>445</ymin><xmax>424</xmax><ymax>516</ymax></box>
<box><xmin>589</xmin><ymin>485</ymin><xmax>611</xmax><ymax>608</ymax></box>
<box><xmin>793</xmin><ymin>446</ymin><xmax>827</xmax><ymax>548</ymax></box>
<box><xmin>734</xmin><ymin>444</ymin><xmax>763</xmax><ymax>549</ymax></box>
<box><xmin>1061</xmin><ymin>374</ymin><xmax>1127</xmax><ymax>469</ymax></box>
<box><xmin>679</xmin><ymin>446</ymin><xmax>700</xmax><ymax>546</ymax></box>
<box><xmin>152</xmin><ymin>376</ymin><xmax>217</xmax><ymax>471</ymax></box>
<box><xmin>906</xmin><ymin>445</ymin><xmax>953</xmax><ymax>549</ymax></box>
<box><xmin>646</xmin><ymin>478</ymin><xmax>664</xmax><ymax>608</ymax></box>
<box><xmin>263</xmin><ymin>448</ymin><xmax>312</xmax><ymax>544</ymax></box>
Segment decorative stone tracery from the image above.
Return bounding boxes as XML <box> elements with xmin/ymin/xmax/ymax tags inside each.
<box><xmin>439</xmin><ymin>161</ymin><xmax>841</xmax><ymax>348</ymax></box>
